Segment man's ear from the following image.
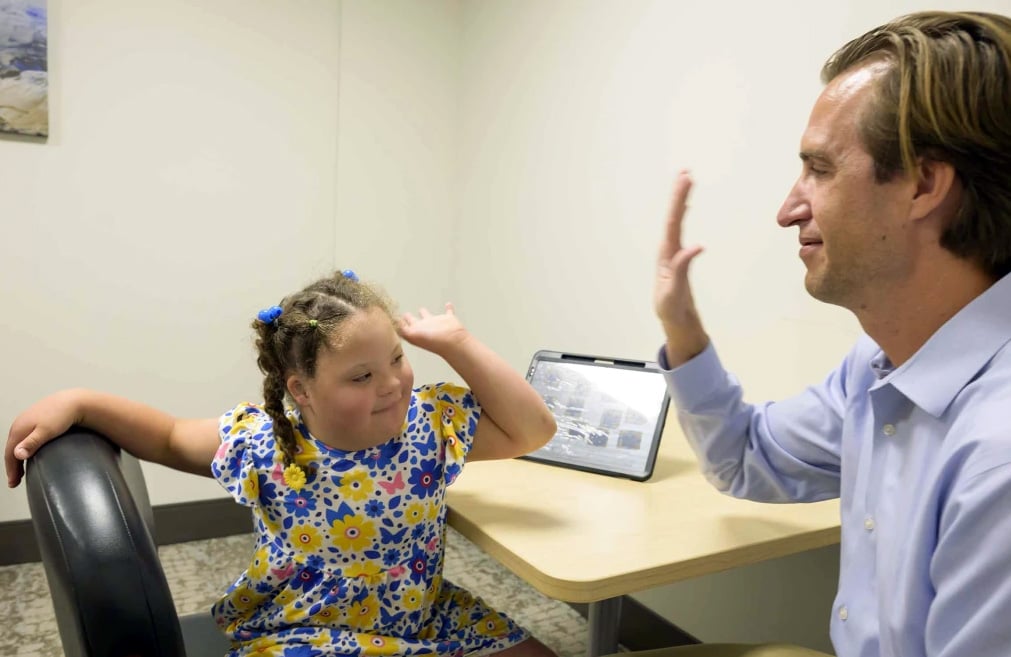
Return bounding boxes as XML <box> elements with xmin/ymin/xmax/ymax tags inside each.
<box><xmin>287</xmin><ymin>374</ymin><xmax>310</xmax><ymax>406</ymax></box>
<box><xmin>911</xmin><ymin>158</ymin><xmax>959</xmax><ymax>222</ymax></box>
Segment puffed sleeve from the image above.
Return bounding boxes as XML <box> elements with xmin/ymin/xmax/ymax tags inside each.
<box><xmin>211</xmin><ymin>403</ymin><xmax>279</xmax><ymax>508</ymax></box>
<box><xmin>413</xmin><ymin>382</ymin><xmax>482</xmax><ymax>484</ymax></box>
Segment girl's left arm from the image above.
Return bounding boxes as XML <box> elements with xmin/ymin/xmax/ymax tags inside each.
<box><xmin>399</xmin><ymin>304</ymin><xmax>556</xmax><ymax>461</ymax></box>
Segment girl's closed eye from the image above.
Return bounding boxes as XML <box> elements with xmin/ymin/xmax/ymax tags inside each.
<box><xmin>352</xmin><ymin>372</ymin><xmax>372</xmax><ymax>384</ymax></box>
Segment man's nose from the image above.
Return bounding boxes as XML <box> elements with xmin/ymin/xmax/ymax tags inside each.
<box><xmin>777</xmin><ymin>180</ymin><xmax>811</xmax><ymax>227</ymax></box>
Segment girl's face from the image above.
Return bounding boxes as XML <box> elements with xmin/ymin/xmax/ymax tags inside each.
<box><xmin>289</xmin><ymin>306</ymin><xmax>414</xmax><ymax>451</ymax></box>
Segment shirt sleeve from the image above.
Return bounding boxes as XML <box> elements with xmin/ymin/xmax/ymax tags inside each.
<box><xmin>660</xmin><ymin>341</ymin><xmax>851</xmax><ymax>503</ymax></box>
<box><xmin>927</xmin><ymin>461</ymin><xmax>1011</xmax><ymax>656</ymax></box>
<box><xmin>211</xmin><ymin>402</ymin><xmax>277</xmax><ymax>508</ymax></box>
<box><xmin>414</xmin><ymin>382</ymin><xmax>482</xmax><ymax>485</ymax></box>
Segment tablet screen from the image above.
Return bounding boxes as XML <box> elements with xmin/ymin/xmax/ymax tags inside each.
<box><xmin>521</xmin><ymin>352</ymin><xmax>670</xmax><ymax>480</ymax></box>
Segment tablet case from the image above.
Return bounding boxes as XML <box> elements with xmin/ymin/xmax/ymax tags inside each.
<box><xmin>519</xmin><ymin>350</ymin><xmax>670</xmax><ymax>481</ymax></box>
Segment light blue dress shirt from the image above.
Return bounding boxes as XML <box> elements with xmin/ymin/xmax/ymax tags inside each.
<box><xmin>660</xmin><ymin>273</ymin><xmax>1011</xmax><ymax>657</ymax></box>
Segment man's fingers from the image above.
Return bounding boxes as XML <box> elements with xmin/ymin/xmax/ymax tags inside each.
<box><xmin>659</xmin><ymin>171</ymin><xmax>694</xmax><ymax>262</ymax></box>
<box><xmin>671</xmin><ymin>245</ymin><xmax>705</xmax><ymax>277</ymax></box>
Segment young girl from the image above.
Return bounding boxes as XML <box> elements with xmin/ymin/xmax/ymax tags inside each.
<box><xmin>5</xmin><ymin>270</ymin><xmax>559</xmax><ymax>657</ymax></box>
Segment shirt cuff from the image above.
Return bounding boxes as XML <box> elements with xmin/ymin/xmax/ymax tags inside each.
<box><xmin>656</xmin><ymin>342</ymin><xmax>732</xmax><ymax>411</ymax></box>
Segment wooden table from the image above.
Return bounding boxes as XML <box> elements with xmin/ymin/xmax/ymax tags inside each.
<box><xmin>446</xmin><ymin>423</ymin><xmax>840</xmax><ymax>656</ymax></box>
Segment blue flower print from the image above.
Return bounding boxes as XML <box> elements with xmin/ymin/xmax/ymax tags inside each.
<box><xmin>284</xmin><ymin>490</ymin><xmax>316</xmax><ymax>518</ymax></box>
<box><xmin>446</xmin><ymin>462</ymin><xmax>462</xmax><ymax>485</ymax></box>
<box><xmin>290</xmin><ymin>567</ymin><xmax>322</xmax><ymax>593</ymax></box>
<box><xmin>382</xmin><ymin>547</ymin><xmax>402</xmax><ymax>567</ymax></box>
<box><xmin>408</xmin><ymin>458</ymin><xmax>442</xmax><ymax>498</ymax></box>
<box><xmin>363</xmin><ymin>499</ymin><xmax>385</xmax><ymax>518</ymax></box>
<box><xmin>305</xmin><ymin>554</ymin><xmax>325</xmax><ymax>571</ymax></box>
<box><xmin>359</xmin><ymin>440</ymin><xmax>402</xmax><ymax>470</ymax></box>
<box><xmin>408</xmin><ymin>547</ymin><xmax>428</xmax><ymax>584</ymax></box>
<box><xmin>322</xmin><ymin>580</ymin><xmax>349</xmax><ymax>603</ymax></box>
<box><xmin>411</xmin><ymin>524</ymin><xmax>426</xmax><ymax>541</ymax></box>
<box><xmin>282</xmin><ymin>646</ymin><xmax>322</xmax><ymax>657</ymax></box>
<box><xmin>461</xmin><ymin>392</ymin><xmax>476</xmax><ymax>409</ymax></box>
<box><xmin>256</xmin><ymin>474</ymin><xmax>277</xmax><ymax>506</ymax></box>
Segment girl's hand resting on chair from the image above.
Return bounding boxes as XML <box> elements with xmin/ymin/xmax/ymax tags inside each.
<box><xmin>6</xmin><ymin>389</ymin><xmax>83</xmax><ymax>488</ymax></box>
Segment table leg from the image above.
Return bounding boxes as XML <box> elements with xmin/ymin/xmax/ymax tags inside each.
<box><xmin>586</xmin><ymin>597</ymin><xmax>622</xmax><ymax>657</ymax></box>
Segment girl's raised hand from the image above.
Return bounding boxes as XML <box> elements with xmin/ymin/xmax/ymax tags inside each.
<box><xmin>398</xmin><ymin>303</ymin><xmax>469</xmax><ymax>355</ymax></box>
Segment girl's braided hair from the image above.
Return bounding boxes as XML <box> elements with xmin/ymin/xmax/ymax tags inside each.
<box><xmin>251</xmin><ymin>270</ymin><xmax>394</xmax><ymax>472</ymax></box>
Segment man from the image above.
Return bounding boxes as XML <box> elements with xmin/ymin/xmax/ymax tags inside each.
<box><xmin>632</xmin><ymin>11</ymin><xmax>1011</xmax><ymax>657</ymax></box>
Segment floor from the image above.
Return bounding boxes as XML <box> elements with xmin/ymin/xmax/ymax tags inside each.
<box><xmin>0</xmin><ymin>526</ymin><xmax>590</xmax><ymax>657</ymax></box>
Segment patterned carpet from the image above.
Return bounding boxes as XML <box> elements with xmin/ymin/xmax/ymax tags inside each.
<box><xmin>0</xmin><ymin>527</ymin><xmax>588</xmax><ymax>657</ymax></box>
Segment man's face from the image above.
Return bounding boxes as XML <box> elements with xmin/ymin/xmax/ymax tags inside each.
<box><xmin>776</xmin><ymin>63</ymin><xmax>917</xmax><ymax>311</ymax></box>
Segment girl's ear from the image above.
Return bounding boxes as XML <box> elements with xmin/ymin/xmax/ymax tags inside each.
<box><xmin>287</xmin><ymin>374</ymin><xmax>310</xmax><ymax>406</ymax></box>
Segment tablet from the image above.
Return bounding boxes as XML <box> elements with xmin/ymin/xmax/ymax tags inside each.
<box><xmin>519</xmin><ymin>350</ymin><xmax>671</xmax><ymax>481</ymax></box>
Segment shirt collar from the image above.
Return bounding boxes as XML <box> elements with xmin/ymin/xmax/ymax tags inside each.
<box><xmin>871</xmin><ymin>273</ymin><xmax>1011</xmax><ymax>417</ymax></box>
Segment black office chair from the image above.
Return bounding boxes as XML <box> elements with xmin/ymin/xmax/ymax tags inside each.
<box><xmin>25</xmin><ymin>427</ymin><xmax>232</xmax><ymax>657</ymax></box>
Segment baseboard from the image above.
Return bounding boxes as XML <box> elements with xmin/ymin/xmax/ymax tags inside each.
<box><xmin>568</xmin><ymin>597</ymin><xmax>701</xmax><ymax>650</ymax></box>
<box><xmin>0</xmin><ymin>497</ymin><xmax>252</xmax><ymax>566</ymax></box>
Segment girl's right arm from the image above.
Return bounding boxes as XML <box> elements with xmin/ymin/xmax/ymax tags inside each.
<box><xmin>5</xmin><ymin>388</ymin><xmax>220</xmax><ymax>489</ymax></box>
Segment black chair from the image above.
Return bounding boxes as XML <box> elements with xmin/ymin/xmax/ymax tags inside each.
<box><xmin>26</xmin><ymin>427</ymin><xmax>232</xmax><ymax>657</ymax></box>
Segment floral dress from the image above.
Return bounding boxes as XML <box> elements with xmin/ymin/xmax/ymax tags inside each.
<box><xmin>210</xmin><ymin>383</ymin><xmax>528</xmax><ymax>656</ymax></box>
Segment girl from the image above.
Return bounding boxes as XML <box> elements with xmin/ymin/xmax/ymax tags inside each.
<box><xmin>5</xmin><ymin>270</ymin><xmax>558</xmax><ymax>657</ymax></box>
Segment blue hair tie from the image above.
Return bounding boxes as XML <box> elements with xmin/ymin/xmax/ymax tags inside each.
<box><xmin>257</xmin><ymin>305</ymin><xmax>283</xmax><ymax>325</ymax></box>
<box><xmin>340</xmin><ymin>269</ymin><xmax>359</xmax><ymax>282</ymax></box>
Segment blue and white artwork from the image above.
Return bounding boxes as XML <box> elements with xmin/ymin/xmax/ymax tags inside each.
<box><xmin>0</xmin><ymin>0</ymin><xmax>47</xmax><ymax>137</ymax></box>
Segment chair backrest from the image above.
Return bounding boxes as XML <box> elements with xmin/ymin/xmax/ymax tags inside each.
<box><xmin>26</xmin><ymin>427</ymin><xmax>188</xmax><ymax>657</ymax></box>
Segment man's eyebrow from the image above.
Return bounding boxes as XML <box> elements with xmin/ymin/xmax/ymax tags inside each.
<box><xmin>799</xmin><ymin>150</ymin><xmax>831</xmax><ymax>163</ymax></box>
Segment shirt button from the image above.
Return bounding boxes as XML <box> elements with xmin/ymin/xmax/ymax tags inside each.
<box><xmin>839</xmin><ymin>606</ymin><xmax>849</xmax><ymax>621</ymax></box>
<box><xmin>882</xmin><ymin>424</ymin><xmax>896</xmax><ymax>436</ymax></box>
<box><xmin>864</xmin><ymin>517</ymin><xmax>875</xmax><ymax>531</ymax></box>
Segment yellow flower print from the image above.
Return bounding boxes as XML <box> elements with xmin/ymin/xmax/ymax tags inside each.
<box><xmin>426</xmin><ymin>573</ymin><xmax>443</xmax><ymax>600</ymax></box>
<box><xmin>282</xmin><ymin>598</ymin><xmax>307</xmax><ymax>623</ymax></box>
<box><xmin>354</xmin><ymin>633</ymin><xmax>401</xmax><ymax>655</ymax></box>
<box><xmin>228</xmin><ymin>584</ymin><xmax>266</xmax><ymax>612</ymax></box>
<box><xmin>426</xmin><ymin>501</ymin><xmax>439</xmax><ymax>521</ymax></box>
<box><xmin>310</xmin><ymin>630</ymin><xmax>335</xmax><ymax>647</ymax></box>
<box><xmin>290</xmin><ymin>523</ymin><xmax>324</xmax><ymax>552</ymax></box>
<box><xmin>274</xmin><ymin>589</ymin><xmax>295</xmax><ymax>608</ymax></box>
<box><xmin>228</xmin><ymin>409</ymin><xmax>258</xmax><ymax>435</ymax></box>
<box><xmin>401</xmin><ymin>586</ymin><xmax>425</xmax><ymax>610</ymax></box>
<box><xmin>475</xmin><ymin>611</ymin><xmax>509</xmax><ymax>637</ymax></box>
<box><xmin>311</xmin><ymin>605</ymin><xmax>344</xmax><ymax>626</ymax></box>
<box><xmin>331</xmin><ymin>515</ymin><xmax>377</xmax><ymax>551</ymax></box>
<box><xmin>347</xmin><ymin>594</ymin><xmax>381</xmax><ymax>630</ymax></box>
<box><xmin>415</xmin><ymin>386</ymin><xmax>437</xmax><ymax>403</ymax></box>
<box><xmin>243</xmin><ymin>474</ymin><xmax>259</xmax><ymax>500</ymax></box>
<box><xmin>246</xmin><ymin>636</ymin><xmax>283</xmax><ymax>656</ymax></box>
<box><xmin>444</xmin><ymin>428</ymin><xmax>465</xmax><ymax>462</ymax></box>
<box><xmin>338</xmin><ymin>469</ymin><xmax>374</xmax><ymax>501</ymax></box>
<box><xmin>292</xmin><ymin>433</ymin><xmax>321</xmax><ymax>465</ymax></box>
<box><xmin>247</xmin><ymin>545</ymin><xmax>270</xmax><ymax>579</ymax></box>
<box><xmin>283</xmin><ymin>463</ymin><xmax>306</xmax><ymax>491</ymax></box>
<box><xmin>344</xmin><ymin>562</ymin><xmax>383</xmax><ymax>589</ymax></box>
<box><xmin>404</xmin><ymin>503</ymin><xmax>426</xmax><ymax>525</ymax></box>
